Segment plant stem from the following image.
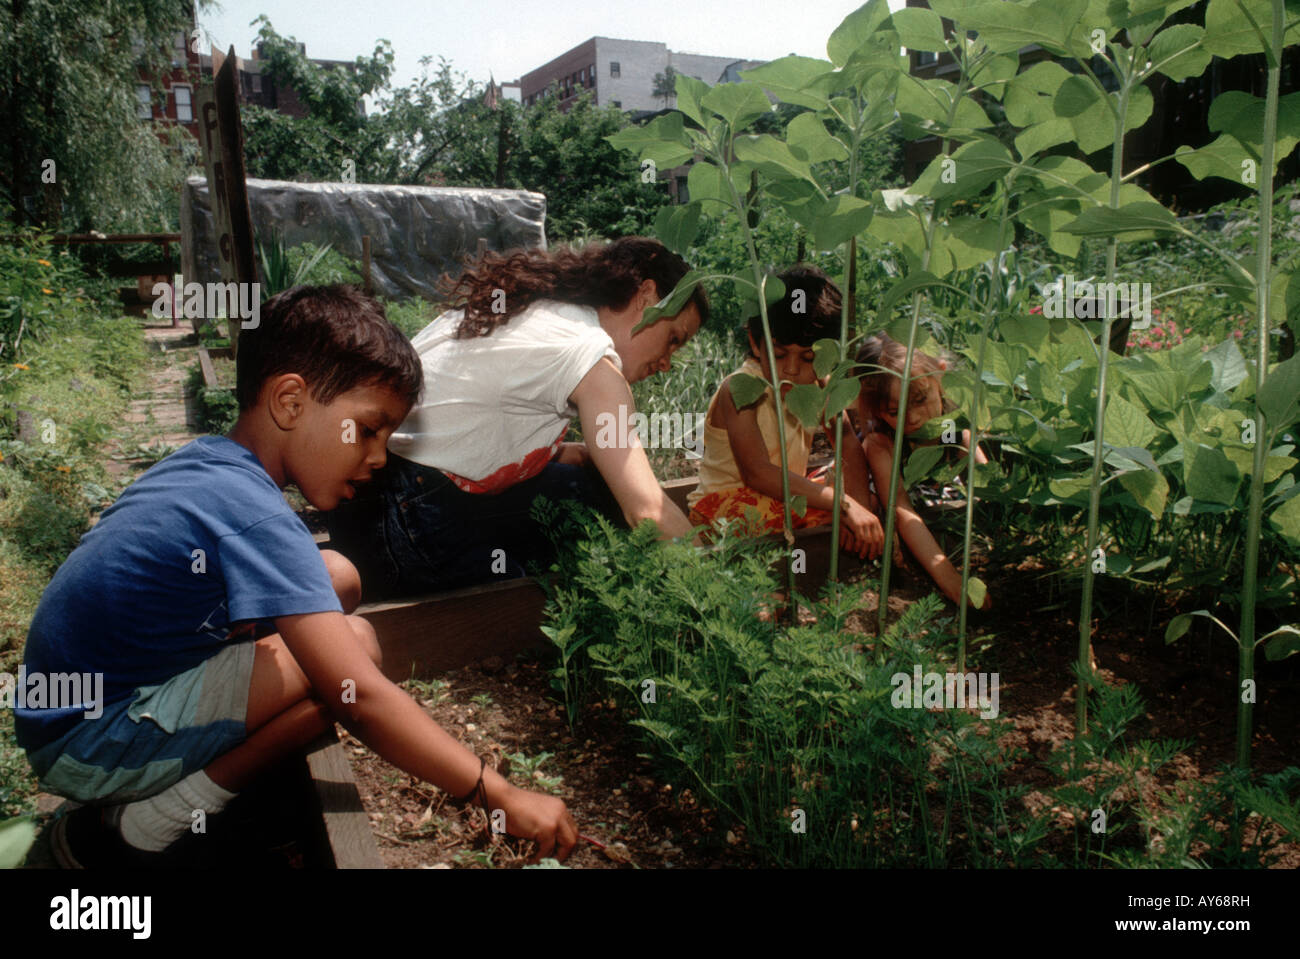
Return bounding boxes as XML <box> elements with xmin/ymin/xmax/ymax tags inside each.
<box><xmin>830</xmin><ymin>235</ymin><xmax>856</xmax><ymax>583</ymax></box>
<box><xmin>830</xmin><ymin>115</ymin><xmax>864</xmax><ymax>585</ymax></box>
<box><xmin>877</xmin><ymin>50</ymin><xmax>971</xmax><ymax>633</ymax></box>
<box><xmin>1076</xmin><ymin>46</ymin><xmax>1133</xmax><ymax>737</ymax></box>
<box><xmin>719</xmin><ymin>138</ymin><xmax>798</xmax><ymax>611</ymax></box>
<box><xmin>1236</xmin><ymin>0</ymin><xmax>1284</xmax><ymax>770</ymax></box>
<box><xmin>957</xmin><ymin>197</ymin><xmax>1013</xmax><ymax>671</ymax></box>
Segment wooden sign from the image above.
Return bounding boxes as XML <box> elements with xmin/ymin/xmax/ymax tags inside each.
<box><xmin>195</xmin><ymin>46</ymin><xmax>259</xmax><ymax>355</ymax></box>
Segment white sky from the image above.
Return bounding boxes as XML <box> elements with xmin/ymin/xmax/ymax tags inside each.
<box><xmin>197</xmin><ymin>0</ymin><xmax>906</xmax><ymax>99</ymax></box>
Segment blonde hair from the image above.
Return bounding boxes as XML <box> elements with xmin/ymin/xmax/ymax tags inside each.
<box><xmin>854</xmin><ymin>333</ymin><xmax>951</xmax><ymax>420</ymax></box>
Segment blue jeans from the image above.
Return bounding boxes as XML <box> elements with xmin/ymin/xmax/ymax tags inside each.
<box><xmin>327</xmin><ymin>453</ymin><xmax>624</xmax><ymax>599</ymax></box>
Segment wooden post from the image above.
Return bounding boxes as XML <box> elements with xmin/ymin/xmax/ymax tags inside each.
<box><xmin>362</xmin><ymin>235</ymin><xmax>372</xmax><ymax>295</ymax></box>
<box><xmin>195</xmin><ymin>46</ymin><xmax>258</xmax><ymax>355</ymax></box>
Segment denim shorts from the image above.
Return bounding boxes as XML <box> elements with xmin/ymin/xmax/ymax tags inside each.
<box><xmin>25</xmin><ymin>640</ymin><xmax>255</xmax><ymax>805</ymax></box>
<box><xmin>326</xmin><ymin>453</ymin><xmax>624</xmax><ymax>598</ymax></box>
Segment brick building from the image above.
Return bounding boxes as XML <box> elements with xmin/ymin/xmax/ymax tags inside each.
<box><xmin>195</xmin><ymin>44</ymin><xmax>365</xmax><ymax>120</ymax></box>
<box><xmin>134</xmin><ymin>11</ymin><xmax>202</xmax><ymax>141</ymax></box>
<box><xmin>521</xmin><ymin>37</ymin><xmax>751</xmax><ymax>115</ymax></box>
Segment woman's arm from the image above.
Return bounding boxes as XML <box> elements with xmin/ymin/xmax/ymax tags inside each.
<box><xmin>863</xmin><ymin>431</ymin><xmax>990</xmax><ymax>609</ymax></box>
<box><xmin>569</xmin><ymin>358</ymin><xmax>695</xmax><ymax>540</ymax></box>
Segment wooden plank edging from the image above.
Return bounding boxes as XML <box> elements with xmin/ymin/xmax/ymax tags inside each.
<box><xmin>303</xmin><ymin>728</ymin><xmax>385</xmax><ymax>869</ymax></box>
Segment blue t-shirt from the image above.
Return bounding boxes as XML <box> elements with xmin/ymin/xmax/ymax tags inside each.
<box><xmin>15</xmin><ymin>436</ymin><xmax>342</xmax><ymax>750</ymax></box>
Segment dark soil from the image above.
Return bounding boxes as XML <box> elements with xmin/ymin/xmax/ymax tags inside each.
<box><xmin>322</xmin><ymin>431</ymin><xmax>1300</xmax><ymax>868</ymax></box>
<box><xmin>345</xmin><ymin>656</ymin><xmax>757</xmax><ymax>869</ymax></box>
<box><xmin>341</xmin><ymin>540</ymin><xmax>1299</xmax><ymax>868</ymax></box>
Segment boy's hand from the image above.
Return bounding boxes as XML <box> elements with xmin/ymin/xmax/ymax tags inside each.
<box><xmin>491</xmin><ymin>781</ymin><xmax>579</xmax><ymax>863</ymax></box>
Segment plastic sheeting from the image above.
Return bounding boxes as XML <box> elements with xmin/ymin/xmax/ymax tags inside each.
<box><xmin>180</xmin><ymin>177</ymin><xmax>547</xmax><ymax>300</ymax></box>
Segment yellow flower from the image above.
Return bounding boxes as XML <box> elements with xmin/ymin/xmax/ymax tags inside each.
<box><xmin>42</xmin><ymin>288</ymin><xmax>54</xmax><ymax>295</ymax></box>
<box><xmin>37</xmin><ymin>259</ymin><xmax>52</xmax><ymax>267</ymax></box>
<box><xmin>12</xmin><ymin>363</ymin><xmax>29</xmax><ymax>370</ymax></box>
<box><xmin>55</xmin><ymin>465</ymin><xmax>71</xmax><ymax>473</ymax></box>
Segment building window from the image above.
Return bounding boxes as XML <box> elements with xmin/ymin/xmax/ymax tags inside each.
<box><xmin>172</xmin><ymin>30</ymin><xmax>187</xmax><ymax>66</ymax></box>
<box><xmin>590</xmin><ymin>64</ymin><xmax>595</xmax><ymax>85</ymax></box>
<box><xmin>136</xmin><ymin>84</ymin><xmax>152</xmax><ymax>119</ymax></box>
<box><xmin>173</xmin><ymin>86</ymin><xmax>192</xmax><ymax>123</ymax></box>
<box><xmin>916</xmin><ymin>50</ymin><xmax>937</xmax><ymax>67</ymax></box>
<box><xmin>579</xmin><ymin>67</ymin><xmax>586</xmax><ymax>82</ymax></box>
<box><xmin>610</xmin><ymin>61</ymin><xmax>620</xmax><ymax>78</ymax></box>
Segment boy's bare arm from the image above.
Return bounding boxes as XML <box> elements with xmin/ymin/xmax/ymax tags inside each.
<box><xmin>275</xmin><ymin>610</ymin><xmax>578</xmax><ymax>859</ymax></box>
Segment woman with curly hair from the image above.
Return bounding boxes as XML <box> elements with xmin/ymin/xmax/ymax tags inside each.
<box><xmin>328</xmin><ymin>236</ymin><xmax>709</xmax><ymax>597</ymax></box>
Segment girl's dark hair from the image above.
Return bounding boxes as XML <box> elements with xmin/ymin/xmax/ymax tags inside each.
<box><xmin>236</xmin><ymin>284</ymin><xmax>423</xmax><ymax>411</ymax></box>
<box><xmin>747</xmin><ymin>264</ymin><xmax>841</xmax><ymax>349</ymax></box>
<box><xmin>854</xmin><ymin>333</ymin><xmax>949</xmax><ymax>416</ymax></box>
<box><xmin>440</xmin><ymin>236</ymin><xmax>710</xmax><ymax>338</ymax></box>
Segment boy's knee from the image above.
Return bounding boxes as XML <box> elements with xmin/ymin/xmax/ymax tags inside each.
<box><xmin>347</xmin><ymin>614</ymin><xmax>383</xmax><ymax>670</ymax></box>
<box><xmin>321</xmin><ymin>549</ymin><xmax>362</xmax><ymax>613</ymax></box>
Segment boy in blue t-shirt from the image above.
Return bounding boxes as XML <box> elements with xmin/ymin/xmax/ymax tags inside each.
<box><xmin>16</xmin><ymin>284</ymin><xmax>578</xmax><ymax>866</ymax></box>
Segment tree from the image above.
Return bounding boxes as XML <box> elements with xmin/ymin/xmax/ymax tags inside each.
<box><xmin>0</xmin><ymin>0</ymin><xmax>206</xmax><ymax>230</ymax></box>
<box><xmin>511</xmin><ymin>90</ymin><xmax>669</xmax><ymax>240</ymax></box>
<box><xmin>652</xmin><ymin>65</ymin><xmax>678</xmax><ymax>108</ymax></box>
<box><xmin>240</xmin><ymin>16</ymin><xmax>396</xmax><ymax>182</ymax></box>
<box><xmin>239</xmin><ymin>23</ymin><xmax>669</xmax><ymax>243</ymax></box>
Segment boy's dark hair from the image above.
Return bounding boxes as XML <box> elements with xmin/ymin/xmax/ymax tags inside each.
<box><xmin>236</xmin><ymin>284</ymin><xmax>423</xmax><ymax>411</ymax></box>
<box><xmin>747</xmin><ymin>265</ymin><xmax>842</xmax><ymax>349</ymax></box>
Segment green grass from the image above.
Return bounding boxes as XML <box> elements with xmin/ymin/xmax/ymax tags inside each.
<box><xmin>0</xmin><ymin>310</ymin><xmax>148</xmax><ymax>818</ymax></box>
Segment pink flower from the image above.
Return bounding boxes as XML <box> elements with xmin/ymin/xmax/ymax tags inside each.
<box><xmin>1233</xmin><ymin>330</ymin><xmax>1243</xmax><ymax>339</ymax></box>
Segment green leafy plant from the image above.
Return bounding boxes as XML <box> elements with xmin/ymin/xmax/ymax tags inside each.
<box><xmin>256</xmin><ymin>233</ymin><xmax>347</xmax><ymax>300</ymax></box>
<box><xmin>537</xmin><ymin>499</ymin><xmax>1027</xmax><ymax>868</ymax></box>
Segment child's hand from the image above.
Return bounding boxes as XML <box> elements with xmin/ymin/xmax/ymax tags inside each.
<box><xmin>944</xmin><ymin>580</ymin><xmax>992</xmax><ymax>611</ymax></box>
<box><xmin>493</xmin><ymin>782</ymin><xmax>579</xmax><ymax>863</ymax></box>
<box><xmin>842</xmin><ymin>496</ymin><xmax>884</xmax><ymax>560</ymax></box>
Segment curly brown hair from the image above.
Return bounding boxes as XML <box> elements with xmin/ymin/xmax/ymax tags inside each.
<box><xmin>439</xmin><ymin>236</ymin><xmax>709</xmax><ymax>338</ymax></box>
